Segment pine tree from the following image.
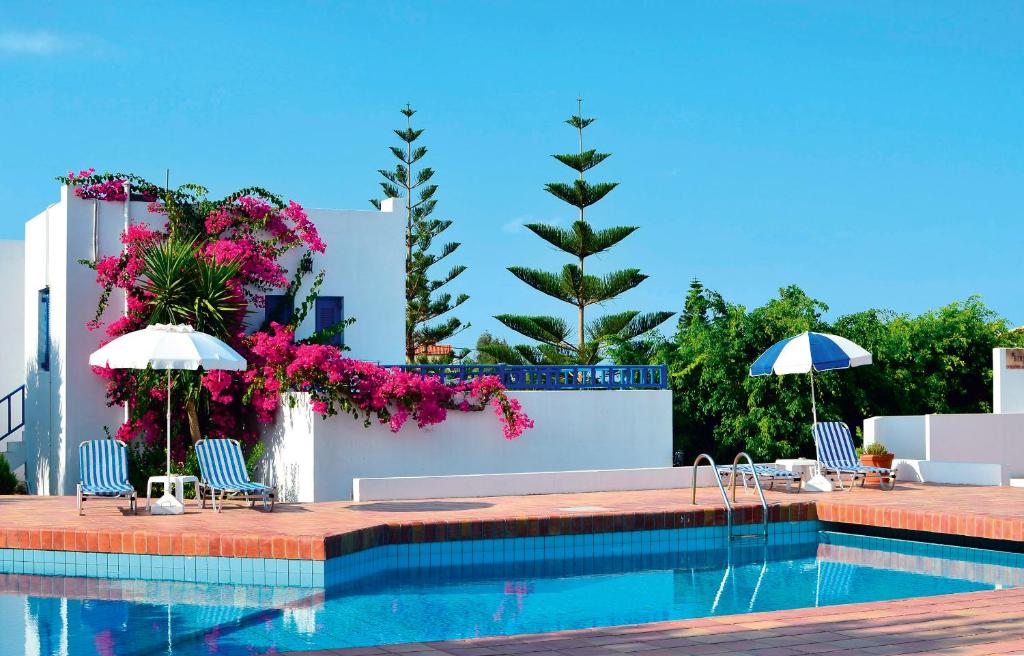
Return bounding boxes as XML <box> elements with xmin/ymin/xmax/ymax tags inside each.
<box><xmin>372</xmin><ymin>104</ymin><xmax>469</xmax><ymax>363</ymax></box>
<box><xmin>490</xmin><ymin>100</ymin><xmax>673</xmax><ymax>364</ymax></box>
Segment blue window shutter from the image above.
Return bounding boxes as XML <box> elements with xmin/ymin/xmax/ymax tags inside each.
<box><xmin>265</xmin><ymin>295</ymin><xmax>295</xmax><ymax>326</ymax></box>
<box><xmin>315</xmin><ymin>296</ymin><xmax>344</xmax><ymax>347</ymax></box>
<box><xmin>37</xmin><ymin>288</ymin><xmax>50</xmax><ymax>371</ymax></box>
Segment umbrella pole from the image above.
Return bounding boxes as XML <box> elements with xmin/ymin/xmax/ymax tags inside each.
<box><xmin>151</xmin><ymin>368</ymin><xmax>184</xmax><ymax>514</ymax></box>
<box><xmin>810</xmin><ymin>369</ymin><xmax>818</xmax><ymax>425</ymax></box>
<box><xmin>810</xmin><ymin>369</ymin><xmax>820</xmax><ymax>463</ymax></box>
<box><xmin>166</xmin><ymin>369</ymin><xmax>172</xmax><ymax>480</ymax></box>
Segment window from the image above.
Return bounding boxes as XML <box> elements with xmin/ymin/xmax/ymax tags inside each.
<box><xmin>315</xmin><ymin>296</ymin><xmax>344</xmax><ymax>347</ymax></box>
<box><xmin>264</xmin><ymin>294</ymin><xmax>294</xmax><ymax>326</ymax></box>
<box><xmin>37</xmin><ymin>288</ymin><xmax>50</xmax><ymax>371</ymax></box>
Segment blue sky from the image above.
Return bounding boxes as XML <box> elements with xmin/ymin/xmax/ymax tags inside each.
<box><xmin>2</xmin><ymin>1</ymin><xmax>1023</xmax><ymax>350</ymax></box>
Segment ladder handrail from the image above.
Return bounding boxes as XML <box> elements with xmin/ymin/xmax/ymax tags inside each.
<box><xmin>691</xmin><ymin>453</ymin><xmax>731</xmax><ymax>510</ymax></box>
<box><xmin>730</xmin><ymin>451</ymin><xmax>769</xmax><ymax>538</ymax></box>
<box><xmin>691</xmin><ymin>453</ymin><xmax>733</xmax><ymax>538</ymax></box>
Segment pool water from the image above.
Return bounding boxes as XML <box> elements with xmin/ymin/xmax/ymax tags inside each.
<box><xmin>4</xmin><ymin>530</ymin><xmax>1024</xmax><ymax>655</ymax></box>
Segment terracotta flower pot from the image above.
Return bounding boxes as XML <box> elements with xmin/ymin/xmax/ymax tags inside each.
<box><xmin>860</xmin><ymin>453</ymin><xmax>895</xmax><ymax>486</ymax></box>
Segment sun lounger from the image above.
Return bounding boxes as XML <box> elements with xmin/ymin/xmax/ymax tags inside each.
<box><xmin>77</xmin><ymin>439</ymin><xmax>137</xmax><ymax>515</ymax></box>
<box><xmin>717</xmin><ymin>463</ymin><xmax>802</xmax><ymax>492</ymax></box>
<box><xmin>813</xmin><ymin>421</ymin><xmax>897</xmax><ymax>491</ymax></box>
<box><xmin>195</xmin><ymin>438</ymin><xmax>275</xmax><ymax>512</ymax></box>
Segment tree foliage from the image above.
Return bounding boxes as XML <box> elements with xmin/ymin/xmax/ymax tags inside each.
<box><xmin>372</xmin><ymin>104</ymin><xmax>469</xmax><ymax>362</ymax></box>
<box><xmin>610</xmin><ymin>280</ymin><xmax>1024</xmax><ymax>463</ymax></box>
<box><xmin>489</xmin><ymin>101</ymin><xmax>672</xmax><ymax>365</ymax></box>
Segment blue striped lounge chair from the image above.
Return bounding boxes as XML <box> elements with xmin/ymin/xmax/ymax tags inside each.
<box><xmin>716</xmin><ymin>464</ymin><xmax>802</xmax><ymax>493</ymax></box>
<box><xmin>812</xmin><ymin>421</ymin><xmax>898</xmax><ymax>491</ymax></box>
<box><xmin>195</xmin><ymin>438</ymin><xmax>275</xmax><ymax>512</ymax></box>
<box><xmin>77</xmin><ymin>439</ymin><xmax>137</xmax><ymax>515</ymax></box>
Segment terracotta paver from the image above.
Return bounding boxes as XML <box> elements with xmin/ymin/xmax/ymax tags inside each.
<box><xmin>279</xmin><ymin>588</ymin><xmax>1024</xmax><ymax>655</ymax></box>
<box><xmin>815</xmin><ymin>483</ymin><xmax>1024</xmax><ymax>542</ymax></box>
<box><xmin>0</xmin><ymin>487</ymin><xmax>815</xmax><ymax>560</ymax></box>
<box><xmin>2</xmin><ymin>482</ymin><xmax>1024</xmax><ymax>560</ymax></box>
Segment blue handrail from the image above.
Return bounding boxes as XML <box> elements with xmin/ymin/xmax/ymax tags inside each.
<box><xmin>393</xmin><ymin>365</ymin><xmax>669</xmax><ymax>390</ymax></box>
<box><xmin>0</xmin><ymin>385</ymin><xmax>24</xmax><ymax>441</ymax></box>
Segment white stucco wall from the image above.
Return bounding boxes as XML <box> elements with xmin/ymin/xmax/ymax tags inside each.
<box><xmin>892</xmin><ymin>459</ymin><xmax>1003</xmax><ymax>486</ymax></box>
<box><xmin>267</xmin><ymin>198</ymin><xmax>404</xmax><ymax>363</ymax></box>
<box><xmin>863</xmin><ymin>415</ymin><xmax>927</xmax><ymax>460</ymax></box>
<box><xmin>353</xmin><ymin>466</ymin><xmax>722</xmax><ymax>501</ymax></box>
<box><xmin>925</xmin><ymin>413</ymin><xmax>1024</xmax><ymax>481</ymax></box>
<box><xmin>23</xmin><ymin>186</ymin><xmax>405</xmax><ymax>495</ymax></box>
<box><xmin>865</xmin><ymin>411</ymin><xmax>1024</xmax><ymax>485</ymax></box>
<box><xmin>993</xmin><ymin>348</ymin><xmax>1024</xmax><ymax>414</ymax></box>
<box><xmin>262</xmin><ymin>390</ymin><xmax>674</xmax><ymax>502</ymax></box>
<box><xmin>0</xmin><ymin>241</ymin><xmax>25</xmax><ymax>397</ymax></box>
<box><xmin>24</xmin><ymin>189</ymin><xmax>137</xmax><ymax>494</ymax></box>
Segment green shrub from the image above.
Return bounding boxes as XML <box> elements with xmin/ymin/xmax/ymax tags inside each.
<box><xmin>0</xmin><ymin>454</ymin><xmax>19</xmax><ymax>494</ymax></box>
<box><xmin>125</xmin><ymin>440</ymin><xmax>165</xmax><ymax>494</ymax></box>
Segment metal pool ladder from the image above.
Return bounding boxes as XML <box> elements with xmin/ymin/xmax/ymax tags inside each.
<box><xmin>691</xmin><ymin>452</ymin><xmax>770</xmax><ymax>540</ymax></box>
<box><xmin>691</xmin><ymin>453</ymin><xmax>732</xmax><ymax>537</ymax></box>
<box><xmin>728</xmin><ymin>452</ymin><xmax>769</xmax><ymax>540</ymax></box>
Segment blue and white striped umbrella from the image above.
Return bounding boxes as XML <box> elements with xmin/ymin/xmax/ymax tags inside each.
<box><xmin>749</xmin><ymin>330</ymin><xmax>871</xmax><ymax>433</ymax></box>
<box><xmin>749</xmin><ymin>332</ymin><xmax>871</xmax><ymax>377</ymax></box>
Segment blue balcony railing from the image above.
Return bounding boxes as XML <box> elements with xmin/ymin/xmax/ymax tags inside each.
<box><xmin>0</xmin><ymin>385</ymin><xmax>24</xmax><ymax>442</ymax></box>
<box><xmin>393</xmin><ymin>364</ymin><xmax>669</xmax><ymax>391</ymax></box>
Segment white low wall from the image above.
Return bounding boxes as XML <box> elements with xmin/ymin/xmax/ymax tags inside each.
<box><xmin>926</xmin><ymin>413</ymin><xmax>1024</xmax><ymax>483</ymax></box>
<box><xmin>864</xmin><ymin>415</ymin><xmax>927</xmax><ymax>460</ymax></box>
<box><xmin>262</xmin><ymin>389</ymin><xmax>673</xmax><ymax>502</ymax></box>
<box><xmin>865</xmin><ymin>412</ymin><xmax>1024</xmax><ymax>485</ymax></box>
<box><xmin>893</xmin><ymin>459</ymin><xmax>1003</xmax><ymax>486</ymax></box>
<box><xmin>353</xmin><ymin>466</ymin><xmax>721</xmax><ymax>501</ymax></box>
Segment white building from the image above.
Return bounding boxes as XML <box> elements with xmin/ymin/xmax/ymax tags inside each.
<box><xmin>9</xmin><ymin>183</ymin><xmax>673</xmax><ymax>501</ymax></box>
<box><xmin>16</xmin><ymin>185</ymin><xmax>405</xmax><ymax>495</ymax></box>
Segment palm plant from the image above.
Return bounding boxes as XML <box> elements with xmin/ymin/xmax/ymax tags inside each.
<box><xmin>138</xmin><ymin>238</ymin><xmax>247</xmax><ymax>336</ymax></box>
<box><xmin>135</xmin><ymin>238</ymin><xmax>247</xmax><ymax>443</ymax></box>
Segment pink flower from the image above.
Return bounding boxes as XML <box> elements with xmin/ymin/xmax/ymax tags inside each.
<box><xmin>83</xmin><ymin>173</ymin><xmax>530</xmax><ymax>455</ymax></box>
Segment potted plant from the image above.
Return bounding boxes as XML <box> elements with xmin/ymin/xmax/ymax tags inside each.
<box><xmin>859</xmin><ymin>442</ymin><xmax>894</xmax><ymax>486</ymax></box>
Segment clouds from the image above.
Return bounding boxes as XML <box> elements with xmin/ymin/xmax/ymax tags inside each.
<box><xmin>0</xmin><ymin>30</ymin><xmax>104</xmax><ymax>56</ymax></box>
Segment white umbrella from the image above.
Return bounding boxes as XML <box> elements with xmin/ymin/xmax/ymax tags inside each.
<box><xmin>89</xmin><ymin>324</ymin><xmax>246</xmax><ymax>515</ymax></box>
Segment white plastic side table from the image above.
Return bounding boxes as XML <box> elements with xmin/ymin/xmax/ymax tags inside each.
<box><xmin>146</xmin><ymin>475</ymin><xmax>200</xmax><ymax>509</ymax></box>
<box><xmin>774</xmin><ymin>458</ymin><xmax>818</xmax><ymax>482</ymax></box>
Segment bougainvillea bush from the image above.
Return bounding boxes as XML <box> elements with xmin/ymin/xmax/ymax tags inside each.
<box><xmin>59</xmin><ymin>169</ymin><xmax>532</xmax><ymax>477</ymax></box>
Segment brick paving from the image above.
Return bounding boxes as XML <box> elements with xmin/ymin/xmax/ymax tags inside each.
<box><xmin>815</xmin><ymin>483</ymin><xmax>1024</xmax><ymax>542</ymax></box>
<box><xmin>282</xmin><ymin>588</ymin><xmax>1024</xmax><ymax>655</ymax></box>
<box><xmin>1</xmin><ymin>483</ymin><xmax>1024</xmax><ymax>561</ymax></box>
<box><xmin>0</xmin><ymin>487</ymin><xmax>814</xmax><ymax>560</ymax></box>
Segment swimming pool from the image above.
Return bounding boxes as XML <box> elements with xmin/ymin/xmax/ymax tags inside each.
<box><xmin>3</xmin><ymin>528</ymin><xmax>1023</xmax><ymax>655</ymax></box>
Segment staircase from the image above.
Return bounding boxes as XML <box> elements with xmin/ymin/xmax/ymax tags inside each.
<box><xmin>0</xmin><ymin>385</ymin><xmax>25</xmax><ymax>477</ymax></box>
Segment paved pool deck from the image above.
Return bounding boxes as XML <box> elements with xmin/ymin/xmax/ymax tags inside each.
<box><xmin>1</xmin><ymin>482</ymin><xmax>1023</xmax><ymax>559</ymax></box>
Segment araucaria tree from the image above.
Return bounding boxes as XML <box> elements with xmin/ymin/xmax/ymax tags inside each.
<box><xmin>491</xmin><ymin>102</ymin><xmax>673</xmax><ymax>364</ymax></box>
<box><xmin>373</xmin><ymin>104</ymin><xmax>469</xmax><ymax>363</ymax></box>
